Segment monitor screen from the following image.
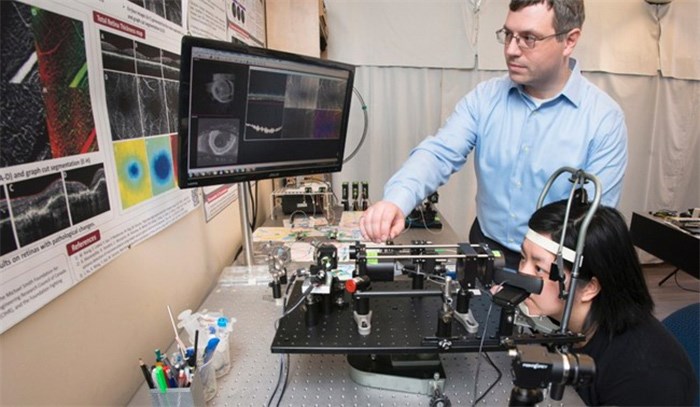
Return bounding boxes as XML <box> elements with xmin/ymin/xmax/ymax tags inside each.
<box><xmin>177</xmin><ymin>36</ymin><xmax>356</xmax><ymax>188</ymax></box>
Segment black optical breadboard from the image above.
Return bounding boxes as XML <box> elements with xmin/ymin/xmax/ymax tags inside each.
<box><xmin>271</xmin><ymin>280</ymin><xmax>504</xmax><ymax>354</ymax></box>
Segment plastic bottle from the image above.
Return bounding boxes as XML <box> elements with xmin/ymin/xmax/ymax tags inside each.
<box><xmin>213</xmin><ymin>318</ymin><xmax>232</xmax><ymax>377</ymax></box>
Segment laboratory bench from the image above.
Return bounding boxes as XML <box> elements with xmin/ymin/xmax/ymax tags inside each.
<box><xmin>129</xmin><ymin>209</ymin><xmax>584</xmax><ymax>406</ymax></box>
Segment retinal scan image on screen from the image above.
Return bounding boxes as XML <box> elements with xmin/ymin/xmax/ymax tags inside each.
<box><xmin>196</xmin><ymin>118</ymin><xmax>239</xmax><ymax>166</ymax></box>
<box><xmin>178</xmin><ymin>37</ymin><xmax>355</xmax><ymax>188</ymax></box>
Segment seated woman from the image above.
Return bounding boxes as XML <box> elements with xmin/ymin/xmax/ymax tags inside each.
<box><xmin>517</xmin><ymin>200</ymin><xmax>697</xmax><ymax>406</ymax></box>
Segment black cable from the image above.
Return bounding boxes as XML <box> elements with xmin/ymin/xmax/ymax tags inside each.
<box><xmin>471</xmin><ymin>295</ymin><xmax>496</xmax><ymax>407</ymax></box>
<box><xmin>266</xmin><ymin>354</ymin><xmax>285</xmax><ymax>407</ymax></box>
<box><xmin>247</xmin><ymin>181</ymin><xmax>253</xmax><ymax>229</ymax></box>
<box><xmin>279</xmin><ymin>283</ymin><xmax>314</xmax><ymax>321</ymax></box>
<box><xmin>674</xmin><ymin>271</ymin><xmax>700</xmax><ymax>293</ymax></box>
<box><xmin>247</xmin><ymin>181</ymin><xmax>258</xmax><ymax>229</ymax></box>
<box><xmin>288</xmin><ymin>210</ymin><xmax>309</xmax><ymax>228</ymax></box>
<box><xmin>268</xmin><ymin>276</ymin><xmax>308</xmax><ymax>406</ymax></box>
<box><xmin>473</xmin><ymin>352</ymin><xmax>502</xmax><ymax>405</ymax></box>
<box><xmin>284</xmin><ymin>274</ymin><xmax>298</xmax><ymax>304</ymax></box>
<box><xmin>276</xmin><ymin>353</ymin><xmax>291</xmax><ymax>407</ymax></box>
<box><xmin>234</xmin><ymin>245</ymin><xmax>243</xmax><ymax>262</ymax></box>
<box><xmin>269</xmin><ymin>277</ymin><xmax>311</xmax><ymax>406</ymax></box>
<box><xmin>253</xmin><ymin>180</ymin><xmax>258</xmax><ymax>227</ymax></box>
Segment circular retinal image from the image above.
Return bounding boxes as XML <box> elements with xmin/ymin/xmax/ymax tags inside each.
<box><xmin>207</xmin><ymin>129</ymin><xmax>237</xmax><ymax>155</ymax></box>
<box><xmin>206</xmin><ymin>73</ymin><xmax>235</xmax><ymax>103</ymax></box>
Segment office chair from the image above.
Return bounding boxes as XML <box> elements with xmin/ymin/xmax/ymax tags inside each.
<box><xmin>662</xmin><ymin>302</ymin><xmax>700</xmax><ymax>406</ymax></box>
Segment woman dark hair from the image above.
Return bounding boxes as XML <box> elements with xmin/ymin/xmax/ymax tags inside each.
<box><xmin>519</xmin><ymin>200</ymin><xmax>696</xmax><ymax>406</ymax></box>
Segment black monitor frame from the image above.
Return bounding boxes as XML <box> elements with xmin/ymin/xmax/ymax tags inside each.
<box><xmin>177</xmin><ymin>36</ymin><xmax>356</xmax><ymax>188</ymax></box>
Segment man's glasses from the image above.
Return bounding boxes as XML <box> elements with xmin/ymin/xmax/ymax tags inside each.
<box><xmin>496</xmin><ymin>28</ymin><xmax>569</xmax><ymax>50</ymax></box>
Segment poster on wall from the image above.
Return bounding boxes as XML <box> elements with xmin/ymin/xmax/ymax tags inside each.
<box><xmin>0</xmin><ymin>0</ymin><xmax>200</xmax><ymax>334</ymax></box>
<box><xmin>226</xmin><ymin>0</ymin><xmax>266</xmax><ymax>47</ymax></box>
<box><xmin>186</xmin><ymin>0</ymin><xmax>266</xmax><ymax>45</ymax></box>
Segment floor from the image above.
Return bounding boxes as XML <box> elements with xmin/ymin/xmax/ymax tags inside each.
<box><xmin>643</xmin><ymin>262</ymin><xmax>700</xmax><ymax>321</ymax></box>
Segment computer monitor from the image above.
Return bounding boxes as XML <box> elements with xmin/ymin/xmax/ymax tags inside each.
<box><xmin>177</xmin><ymin>36</ymin><xmax>356</xmax><ymax>188</ymax></box>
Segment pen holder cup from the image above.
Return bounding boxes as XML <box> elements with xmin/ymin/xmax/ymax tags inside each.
<box><xmin>149</xmin><ymin>363</ymin><xmax>213</xmax><ymax>406</ymax></box>
<box><xmin>197</xmin><ymin>356</ymin><xmax>218</xmax><ymax>402</ymax></box>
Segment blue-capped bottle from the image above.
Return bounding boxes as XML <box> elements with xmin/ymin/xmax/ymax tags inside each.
<box><xmin>213</xmin><ymin>317</ymin><xmax>231</xmax><ymax>377</ymax></box>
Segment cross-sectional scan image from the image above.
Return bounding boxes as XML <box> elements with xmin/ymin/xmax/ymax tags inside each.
<box><xmin>281</xmin><ymin>108</ymin><xmax>315</xmax><ymax>140</ymax></box>
<box><xmin>317</xmin><ymin>78</ymin><xmax>346</xmax><ymax>110</ymax></box>
<box><xmin>101</xmin><ymin>31</ymin><xmax>136</xmax><ymax>73</ymax></box>
<box><xmin>245</xmin><ymin>70</ymin><xmax>286</xmax><ymax>140</ymax></box>
<box><xmin>164</xmin><ymin>1</ymin><xmax>183</xmax><ymax>26</ymax></box>
<box><xmin>0</xmin><ymin>186</ymin><xmax>18</xmax><ymax>256</ymax></box>
<box><xmin>196</xmin><ymin>118</ymin><xmax>240</xmax><ymax>166</ymax></box>
<box><xmin>8</xmin><ymin>173</ymin><xmax>70</xmax><ymax>247</ymax></box>
<box><xmin>127</xmin><ymin>0</ymin><xmax>182</xmax><ymax>26</ymax></box>
<box><xmin>138</xmin><ymin>76</ymin><xmax>168</xmax><ymax>136</ymax></box>
<box><xmin>145</xmin><ymin>136</ymin><xmax>175</xmax><ymax>195</ymax></box>
<box><xmin>1</xmin><ymin>2</ymin><xmax>97</xmax><ymax>168</ymax></box>
<box><xmin>135</xmin><ymin>41</ymin><xmax>162</xmax><ymax>78</ymax></box>
<box><xmin>285</xmin><ymin>75</ymin><xmax>320</xmax><ymax>109</ymax></box>
<box><xmin>161</xmin><ymin>50</ymin><xmax>180</xmax><ymax>80</ymax></box>
<box><xmin>249</xmin><ymin>69</ymin><xmax>288</xmax><ymax>96</ymax></box>
<box><xmin>65</xmin><ymin>163</ymin><xmax>110</xmax><ymax>225</ymax></box>
<box><xmin>313</xmin><ymin>110</ymin><xmax>343</xmax><ymax>139</ymax></box>
<box><xmin>104</xmin><ymin>71</ymin><xmax>143</xmax><ymax>140</ymax></box>
<box><xmin>114</xmin><ymin>138</ymin><xmax>153</xmax><ymax>209</ymax></box>
<box><xmin>190</xmin><ymin>60</ymin><xmax>247</xmax><ymax>117</ymax></box>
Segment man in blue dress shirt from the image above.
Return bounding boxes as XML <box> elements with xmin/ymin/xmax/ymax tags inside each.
<box><xmin>360</xmin><ymin>0</ymin><xmax>627</xmax><ymax>268</ymax></box>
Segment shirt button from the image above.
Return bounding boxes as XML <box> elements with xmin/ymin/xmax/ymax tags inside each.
<box><xmin>508</xmin><ymin>239</ymin><xmax>514</xmax><ymax>243</ymax></box>
<box><xmin>522</xmin><ymin>146</ymin><xmax>529</xmax><ymax>152</ymax></box>
<box><xmin>510</xmin><ymin>213</ymin><xmax>516</xmax><ymax>218</ymax></box>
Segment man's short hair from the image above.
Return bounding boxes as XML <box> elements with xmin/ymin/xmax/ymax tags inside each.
<box><xmin>509</xmin><ymin>0</ymin><xmax>585</xmax><ymax>36</ymax></box>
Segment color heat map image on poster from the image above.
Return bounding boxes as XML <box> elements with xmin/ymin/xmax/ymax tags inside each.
<box><xmin>113</xmin><ymin>139</ymin><xmax>153</xmax><ymax>208</ymax></box>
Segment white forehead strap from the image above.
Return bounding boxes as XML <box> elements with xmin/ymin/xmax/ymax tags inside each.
<box><xmin>525</xmin><ymin>229</ymin><xmax>576</xmax><ymax>263</ymax></box>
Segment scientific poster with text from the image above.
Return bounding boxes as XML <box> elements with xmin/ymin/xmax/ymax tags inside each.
<box><xmin>0</xmin><ymin>0</ymin><xmax>203</xmax><ymax>333</ymax></box>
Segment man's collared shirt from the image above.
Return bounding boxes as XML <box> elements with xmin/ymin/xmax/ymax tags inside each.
<box><xmin>384</xmin><ymin>59</ymin><xmax>628</xmax><ymax>251</ymax></box>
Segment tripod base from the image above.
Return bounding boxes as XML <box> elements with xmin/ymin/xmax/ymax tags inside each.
<box><xmin>347</xmin><ymin>354</ymin><xmax>445</xmax><ymax>396</ymax></box>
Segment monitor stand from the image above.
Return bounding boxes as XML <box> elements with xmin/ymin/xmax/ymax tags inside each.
<box><xmin>218</xmin><ymin>183</ymin><xmax>269</xmax><ymax>286</ymax></box>
<box><xmin>346</xmin><ymin>353</ymin><xmax>446</xmax><ymax>396</ymax></box>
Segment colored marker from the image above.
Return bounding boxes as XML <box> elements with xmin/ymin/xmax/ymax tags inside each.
<box><xmin>154</xmin><ymin>365</ymin><xmax>168</xmax><ymax>393</ymax></box>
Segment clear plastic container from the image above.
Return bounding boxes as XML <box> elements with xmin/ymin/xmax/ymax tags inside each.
<box><xmin>213</xmin><ymin>318</ymin><xmax>232</xmax><ymax>377</ymax></box>
<box><xmin>198</xmin><ymin>352</ymin><xmax>218</xmax><ymax>401</ymax></box>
